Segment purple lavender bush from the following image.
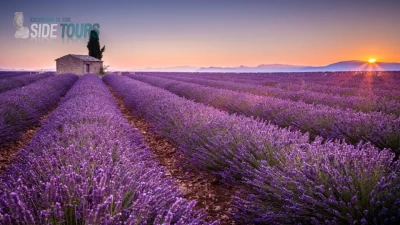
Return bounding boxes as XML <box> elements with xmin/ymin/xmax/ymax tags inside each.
<box><xmin>234</xmin><ymin>139</ymin><xmax>400</xmax><ymax>224</ymax></box>
<box><xmin>0</xmin><ymin>72</ymin><xmax>31</xmax><ymax>80</ymax></box>
<box><xmin>0</xmin><ymin>73</ymin><xmax>78</xmax><ymax>146</ymax></box>
<box><xmin>104</xmin><ymin>74</ymin><xmax>400</xmax><ymax>224</ymax></box>
<box><xmin>148</xmin><ymin>74</ymin><xmax>400</xmax><ymax>116</ymax></box>
<box><xmin>0</xmin><ymin>72</ymin><xmax>53</xmax><ymax>94</ymax></box>
<box><xmin>0</xmin><ymin>74</ymin><xmax>215</xmax><ymax>225</ymax></box>
<box><xmin>132</xmin><ymin>71</ymin><xmax>400</xmax><ymax>101</ymax></box>
<box><xmin>127</xmin><ymin>74</ymin><xmax>400</xmax><ymax>154</ymax></box>
<box><xmin>103</xmin><ymin>74</ymin><xmax>308</xmax><ymax>180</ymax></box>
<box><xmin>151</xmin><ymin>71</ymin><xmax>400</xmax><ymax>101</ymax></box>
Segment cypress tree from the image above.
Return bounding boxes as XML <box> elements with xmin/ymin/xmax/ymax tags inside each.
<box><xmin>87</xmin><ymin>30</ymin><xmax>105</xmax><ymax>60</ymax></box>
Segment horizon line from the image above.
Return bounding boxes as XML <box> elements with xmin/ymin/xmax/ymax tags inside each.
<box><xmin>1</xmin><ymin>59</ymin><xmax>399</xmax><ymax>71</ymax></box>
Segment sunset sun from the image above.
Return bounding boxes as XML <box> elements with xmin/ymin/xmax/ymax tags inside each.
<box><xmin>368</xmin><ymin>58</ymin><xmax>377</xmax><ymax>63</ymax></box>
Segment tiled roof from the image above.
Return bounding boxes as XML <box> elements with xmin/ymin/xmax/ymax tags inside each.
<box><xmin>56</xmin><ymin>54</ymin><xmax>103</xmax><ymax>62</ymax></box>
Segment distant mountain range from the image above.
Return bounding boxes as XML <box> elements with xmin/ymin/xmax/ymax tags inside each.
<box><xmin>301</xmin><ymin>61</ymin><xmax>400</xmax><ymax>72</ymax></box>
<box><xmin>196</xmin><ymin>61</ymin><xmax>400</xmax><ymax>72</ymax></box>
<box><xmin>2</xmin><ymin>60</ymin><xmax>400</xmax><ymax>72</ymax></box>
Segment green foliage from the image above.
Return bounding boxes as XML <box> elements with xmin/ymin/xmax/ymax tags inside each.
<box><xmin>100</xmin><ymin>45</ymin><xmax>106</xmax><ymax>61</ymax></box>
<box><xmin>99</xmin><ymin>65</ymin><xmax>110</xmax><ymax>76</ymax></box>
<box><xmin>87</xmin><ymin>30</ymin><xmax>105</xmax><ymax>60</ymax></box>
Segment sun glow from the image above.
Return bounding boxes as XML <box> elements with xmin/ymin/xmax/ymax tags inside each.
<box><xmin>368</xmin><ymin>58</ymin><xmax>377</xmax><ymax>63</ymax></box>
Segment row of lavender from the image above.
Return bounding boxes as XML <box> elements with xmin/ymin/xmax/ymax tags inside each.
<box><xmin>0</xmin><ymin>74</ymin><xmax>214</xmax><ymax>224</ymax></box>
<box><xmin>144</xmin><ymin>73</ymin><xmax>400</xmax><ymax>115</ymax></box>
<box><xmin>0</xmin><ymin>72</ymin><xmax>54</xmax><ymax>94</ymax></box>
<box><xmin>143</xmin><ymin>72</ymin><xmax>400</xmax><ymax>101</ymax></box>
<box><xmin>239</xmin><ymin>71</ymin><xmax>400</xmax><ymax>91</ymax></box>
<box><xmin>104</xmin><ymin>74</ymin><xmax>400</xmax><ymax>224</ymax></box>
<box><xmin>0</xmin><ymin>74</ymin><xmax>78</xmax><ymax>147</ymax></box>
<box><xmin>249</xmin><ymin>72</ymin><xmax>400</xmax><ymax>90</ymax></box>
<box><xmin>157</xmin><ymin>71</ymin><xmax>400</xmax><ymax>92</ymax></box>
<box><xmin>226</xmin><ymin>73</ymin><xmax>400</xmax><ymax>101</ymax></box>
<box><xmin>0</xmin><ymin>72</ymin><xmax>31</xmax><ymax>80</ymax></box>
<box><xmin>127</xmin><ymin>74</ymin><xmax>400</xmax><ymax>154</ymax></box>
<box><xmin>259</xmin><ymin>79</ymin><xmax>400</xmax><ymax>102</ymax></box>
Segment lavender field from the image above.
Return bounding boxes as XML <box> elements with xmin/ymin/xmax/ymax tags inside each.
<box><xmin>1</xmin><ymin>72</ymin><xmax>400</xmax><ymax>224</ymax></box>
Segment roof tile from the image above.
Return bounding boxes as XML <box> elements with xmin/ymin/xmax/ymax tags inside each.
<box><xmin>56</xmin><ymin>54</ymin><xmax>102</xmax><ymax>62</ymax></box>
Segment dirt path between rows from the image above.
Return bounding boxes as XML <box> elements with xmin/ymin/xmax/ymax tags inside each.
<box><xmin>108</xmin><ymin>86</ymin><xmax>236</xmax><ymax>225</ymax></box>
<box><xmin>0</xmin><ymin>107</ymin><xmax>55</xmax><ymax>174</ymax></box>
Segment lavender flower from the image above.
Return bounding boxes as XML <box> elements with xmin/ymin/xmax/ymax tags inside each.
<box><xmin>0</xmin><ymin>72</ymin><xmax>53</xmax><ymax>94</ymax></box>
<box><xmin>126</xmin><ymin>74</ymin><xmax>400</xmax><ymax>153</ymax></box>
<box><xmin>104</xmin><ymin>74</ymin><xmax>400</xmax><ymax>224</ymax></box>
<box><xmin>0</xmin><ymin>74</ymin><xmax>213</xmax><ymax>224</ymax></box>
<box><xmin>0</xmin><ymin>73</ymin><xmax>78</xmax><ymax>146</ymax></box>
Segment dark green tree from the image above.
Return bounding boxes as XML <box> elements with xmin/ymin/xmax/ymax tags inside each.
<box><xmin>87</xmin><ymin>30</ymin><xmax>105</xmax><ymax>60</ymax></box>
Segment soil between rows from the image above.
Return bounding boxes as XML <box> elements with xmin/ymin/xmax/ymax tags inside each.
<box><xmin>0</xmin><ymin>107</ymin><xmax>55</xmax><ymax>174</ymax></box>
<box><xmin>108</xmin><ymin>85</ymin><xmax>236</xmax><ymax>225</ymax></box>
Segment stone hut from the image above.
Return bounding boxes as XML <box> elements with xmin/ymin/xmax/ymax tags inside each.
<box><xmin>55</xmin><ymin>54</ymin><xmax>103</xmax><ymax>76</ymax></box>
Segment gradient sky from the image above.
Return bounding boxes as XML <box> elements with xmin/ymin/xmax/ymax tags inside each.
<box><xmin>1</xmin><ymin>0</ymin><xmax>400</xmax><ymax>70</ymax></box>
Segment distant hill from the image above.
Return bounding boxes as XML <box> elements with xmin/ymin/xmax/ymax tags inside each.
<box><xmin>301</xmin><ymin>60</ymin><xmax>400</xmax><ymax>72</ymax></box>
<box><xmin>196</xmin><ymin>61</ymin><xmax>400</xmax><ymax>72</ymax></box>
